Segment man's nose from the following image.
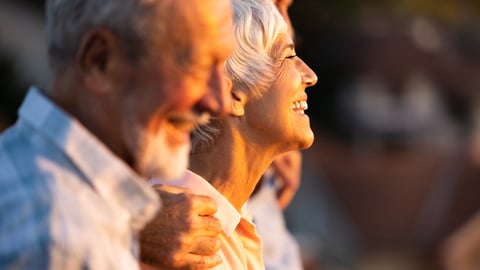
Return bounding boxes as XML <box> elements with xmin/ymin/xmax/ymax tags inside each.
<box><xmin>198</xmin><ymin>66</ymin><xmax>232</xmax><ymax>118</ymax></box>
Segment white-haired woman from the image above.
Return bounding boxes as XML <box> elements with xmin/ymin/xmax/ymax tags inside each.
<box><xmin>151</xmin><ymin>0</ymin><xmax>316</xmax><ymax>268</ymax></box>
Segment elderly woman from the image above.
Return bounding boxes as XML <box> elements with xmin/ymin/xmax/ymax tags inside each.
<box><xmin>149</xmin><ymin>0</ymin><xmax>316</xmax><ymax>268</ymax></box>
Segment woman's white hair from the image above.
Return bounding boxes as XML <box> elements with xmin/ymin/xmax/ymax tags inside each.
<box><xmin>45</xmin><ymin>0</ymin><xmax>160</xmax><ymax>70</ymax></box>
<box><xmin>191</xmin><ymin>0</ymin><xmax>288</xmax><ymax>152</ymax></box>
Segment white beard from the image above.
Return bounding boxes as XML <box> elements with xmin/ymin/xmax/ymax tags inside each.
<box><xmin>124</xmin><ymin>113</ymin><xmax>190</xmax><ymax>180</ymax></box>
<box><xmin>140</xmin><ymin>127</ymin><xmax>190</xmax><ymax>180</ymax></box>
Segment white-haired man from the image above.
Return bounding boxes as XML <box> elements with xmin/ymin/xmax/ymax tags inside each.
<box><xmin>0</xmin><ymin>0</ymin><xmax>234</xmax><ymax>268</ymax></box>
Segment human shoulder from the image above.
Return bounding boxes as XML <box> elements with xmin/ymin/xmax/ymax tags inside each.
<box><xmin>0</xmin><ymin>122</ymin><xmax>37</xmax><ymax>179</ymax></box>
<box><xmin>0</xmin><ymin>122</ymin><xmax>59</xmax><ymax>231</ymax></box>
<box><xmin>0</xmin><ymin>133</ymin><xmax>53</xmax><ymax>269</ymax></box>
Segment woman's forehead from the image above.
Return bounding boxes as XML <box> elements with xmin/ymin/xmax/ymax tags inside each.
<box><xmin>271</xmin><ymin>33</ymin><xmax>294</xmax><ymax>56</ymax></box>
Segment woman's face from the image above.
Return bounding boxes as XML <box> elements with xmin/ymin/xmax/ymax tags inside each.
<box><xmin>244</xmin><ymin>33</ymin><xmax>317</xmax><ymax>152</ymax></box>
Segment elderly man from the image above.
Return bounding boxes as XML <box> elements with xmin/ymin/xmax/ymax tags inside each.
<box><xmin>0</xmin><ymin>0</ymin><xmax>234</xmax><ymax>269</ymax></box>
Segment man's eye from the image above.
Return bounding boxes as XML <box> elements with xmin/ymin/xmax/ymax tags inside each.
<box><xmin>285</xmin><ymin>54</ymin><xmax>297</xmax><ymax>60</ymax></box>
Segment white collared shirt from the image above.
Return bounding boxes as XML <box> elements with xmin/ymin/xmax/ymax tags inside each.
<box><xmin>151</xmin><ymin>170</ymin><xmax>265</xmax><ymax>270</ymax></box>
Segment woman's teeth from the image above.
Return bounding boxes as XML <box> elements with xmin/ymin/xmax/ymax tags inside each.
<box><xmin>292</xmin><ymin>101</ymin><xmax>308</xmax><ymax>112</ymax></box>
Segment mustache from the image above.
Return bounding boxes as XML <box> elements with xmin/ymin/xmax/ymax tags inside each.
<box><xmin>167</xmin><ymin>111</ymin><xmax>211</xmax><ymax>131</ymax></box>
<box><xmin>195</xmin><ymin>112</ymin><xmax>211</xmax><ymax>127</ymax></box>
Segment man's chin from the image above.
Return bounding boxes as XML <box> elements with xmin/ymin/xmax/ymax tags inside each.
<box><xmin>143</xmin><ymin>144</ymin><xmax>190</xmax><ymax>180</ymax></box>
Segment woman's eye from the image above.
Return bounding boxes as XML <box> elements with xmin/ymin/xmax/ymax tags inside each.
<box><xmin>275</xmin><ymin>54</ymin><xmax>297</xmax><ymax>63</ymax></box>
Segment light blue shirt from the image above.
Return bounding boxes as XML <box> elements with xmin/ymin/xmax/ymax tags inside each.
<box><xmin>0</xmin><ymin>87</ymin><xmax>160</xmax><ymax>269</ymax></box>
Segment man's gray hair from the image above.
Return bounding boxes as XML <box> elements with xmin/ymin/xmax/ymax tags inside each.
<box><xmin>45</xmin><ymin>0</ymin><xmax>159</xmax><ymax>69</ymax></box>
<box><xmin>191</xmin><ymin>0</ymin><xmax>288</xmax><ymax>152</ymax></box>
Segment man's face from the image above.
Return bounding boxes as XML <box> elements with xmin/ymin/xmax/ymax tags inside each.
<box><xmin>119</xmin><ymin>0</ymin><xmax>235</xmax><ymax>179</ymax></box>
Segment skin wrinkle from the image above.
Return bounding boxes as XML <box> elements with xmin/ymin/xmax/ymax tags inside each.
<box><xmin>137</xmin><ymin>0</ymin><xmax>310</xmax><ymax>268</ymax></box>
<box><xmin>47</xmin><ymin>0</ymin><xmax>234</xmax><ymax>268</ymax></box>
<box><xmin>191</xmin><ymin>32</ymin><xmax>316</xmax><ymax>211</ymax></box>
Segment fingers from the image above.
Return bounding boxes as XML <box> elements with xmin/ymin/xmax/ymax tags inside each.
<box><xmin>191</xmin><ymin>194</ymin><xmax>218</xmax><ymax>217</ymax></box>
<box><xmin>152</xmin><ymin>184</ymin><xmax>192</xmax><ymax>195</ymax></box>
<box><xmin>189</xmin><ymin>236</ymin><xmax>221</xmax><ymax>255</ymax></box>
<box><xmin>140</xmin><ymin>185</ymin><xmax>223</xmax><ymax>269</ymax></box>
<box><xmin>140</xmin><ymin>248</ymin><xmax>222</xmax><ymax>270</ymax></box>
<box><xmin>139</xmin><ymin>261</ymin><xmax>157</xmax><ymax>270</ymax></box>
<box><xmin>143</xmin><ymin>204</ymin><xmax>220</xmax><ymax>243</ymax></box>
<box><xmin>140</xmin><ymin>236</ymin><xmax>222</xmax><ymax>269</ymax></box>
<box><xmin>276</xmin><ymin>185</ymin><xmax>297</xmax><ymax>210</ymax></box>
<box><xmin>182</xmin><ymin>253</ymin><xmax>223</xmax><ymax>270</ymax></box>
<box><xmin>153</xmin><ymin>184</ymin><xmax>218</xmax><ymax>216</ymax></box>
<box><xmin>192</xmin><ymin>215</ymin><xmax>222</xmax><ymax>237</ymax></box>
<box><xmin>270</xmin><ymin>150</ymin><xmax>302</xmax><ymax>209</ymax></box>
<box><xmin>271</xmin><ymin>150</ymin><xmax>302</xmax><ymax>188</ymax></box>
<box><xmin>442</xmin><ymin>213</ymin><xmax>480</xmax><ymax>270</ymax></box>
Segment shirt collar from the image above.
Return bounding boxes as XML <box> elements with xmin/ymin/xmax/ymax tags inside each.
<box><xmin>150</xmin><ymin>170</ymin><xmax>241</xmax><ymax>236</ymax></box>
<box><xmin>19</xmin><ymin>87</ymin><xmax>160</xmax><ymax>231</ymax></box>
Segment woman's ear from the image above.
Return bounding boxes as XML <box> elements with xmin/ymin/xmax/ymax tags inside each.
<box><xmin>231</xmin><ymin>88</ymin><xmax>247</xmax><ymax>116</ymax></box>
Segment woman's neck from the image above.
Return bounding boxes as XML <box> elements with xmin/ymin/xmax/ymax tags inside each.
<box><xmin>189</xmin><ymin>124</ymin><xmax>277</xmax><ymax>212</ymax></box>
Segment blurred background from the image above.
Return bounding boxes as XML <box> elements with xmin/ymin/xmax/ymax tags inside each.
<box><xmin>2</xmin><ymin>1</ymin><xmax>480</xmax><ymax>269</ymax></box>
<box><xmin>287</xmin><ymin>1</ymin><xmax>480</xmax><ymax>270</ymax></box>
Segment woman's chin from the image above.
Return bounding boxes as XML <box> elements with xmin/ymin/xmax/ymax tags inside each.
<box><xmin>298</xmin><ymin>131</ymin><xmax>314</xmax><ymax>150</ymax></box>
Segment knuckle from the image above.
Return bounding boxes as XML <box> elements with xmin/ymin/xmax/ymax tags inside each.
<box><xmin>169</xmin><ymin>252</ymin><xmax>188</xmax><ymax>268</ymax></box>
<box><xmin>209</xmin><ymin>238</ymin><xmax>221</xmax><ymax>253</ymax></box>
<box><xmin>200</xmin><ymin>237</ymin><xmax>221</xmax><ymax>254</ymax></box>
<box><xmin>209</xmin><ymin>217</ymin><xmax>222</xmax><ymax>232</ymax></box>
<box><xmin>178</xmin><ymin>233</ymin><xmax>194</xmax><ymax>247</ymax></box>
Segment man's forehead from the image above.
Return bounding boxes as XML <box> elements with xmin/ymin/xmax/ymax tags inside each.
<box><xmin>184</xmin><ymin>0</ymin><xmax>232</xmax><ymax>26</ymax></box>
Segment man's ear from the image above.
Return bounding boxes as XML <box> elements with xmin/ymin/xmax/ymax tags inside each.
<box><xmin>231</xmin><ymin>88</ymin><xmax>247</xmax><ymax>116</ymax></box>
<box><xmin>76</xmin><ymin>29</ymin><xmax>120</xmax><ymax>95</ymax></box>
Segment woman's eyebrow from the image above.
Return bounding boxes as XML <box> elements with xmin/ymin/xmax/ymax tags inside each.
<box><xmin>278</xmin><ymin>42</ymin><xmax>295</xmax><ymax>54</ymax></box>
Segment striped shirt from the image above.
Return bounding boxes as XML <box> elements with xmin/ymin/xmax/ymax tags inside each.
<box><xmin>0</xmin><ymin>87</ymin><xmax>160</xmax><ymax>269</ymax></box>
